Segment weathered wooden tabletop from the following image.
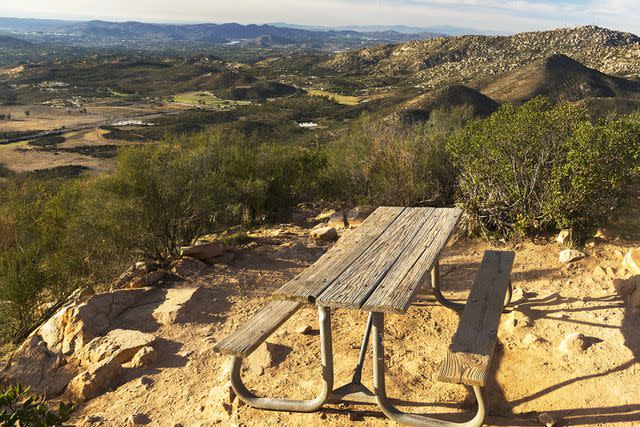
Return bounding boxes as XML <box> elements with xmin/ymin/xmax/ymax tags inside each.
<box><xmin>274</xmin><ymin>206</ymin><xmax>462</xmax><ymax>314</ymax></box>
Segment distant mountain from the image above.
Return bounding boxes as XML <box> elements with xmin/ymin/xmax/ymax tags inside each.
<box><xmin>270</xmin><ymin>22</ymin><xmax>502</xmax><ymax>36</ymax></box>
<box><xmin>322</xmin><ymin>26</ymin><xmax>640</xmax><ymax>88</ymax></box>
<box><xmin>395</xmin><ymin>84</ymin><xmax>500</xmax><ymax>122</ymax></box>
<box><xmin>0</xmin><ymin>17</ymin><xmax>445</xmax><ymax>49</ymax></box>
<box><xmin>471</xmin><ymin>54</ymin><xmax>640</xmax><ymax>104</ymax></box>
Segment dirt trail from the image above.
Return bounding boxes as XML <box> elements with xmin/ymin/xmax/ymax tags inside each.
<box><xmin>64</xmin><ymin>226</ymin><xmax>640</xmax><ymax>426</ymax></box>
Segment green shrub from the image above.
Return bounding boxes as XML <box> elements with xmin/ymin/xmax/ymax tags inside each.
<box><xmin>0</xmin><ymin>383</ymin><xmax>73</xmax><ymax>426</ymax></box>
<box><xmin>325</xmin><ymin>112</ymin><xmax>461</xmax><ymax>206</ymax></box>
<box><xmin>448</xmin><ymin>98</ymin><xmax>640</xmax><ymax>237</ymax></box>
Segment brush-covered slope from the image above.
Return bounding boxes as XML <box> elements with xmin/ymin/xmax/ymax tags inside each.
<box><xmin>322</xmin><ymin>26</ymin><xmax>640</xmax><ymax>88</ymax></box>
<box><xmin>473</xmin><ymin>54</ymin><xmax>640</xmax><ymax>103</ymax></box>
<box><xmin>395</xmin><ymin>84</ymin><xmax>500</xmax><ymax>122</ymax></box>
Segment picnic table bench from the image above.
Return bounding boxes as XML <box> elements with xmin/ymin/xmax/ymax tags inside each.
<box><xmin>215</xmin><ymin>207</ymin><xmax>515</xmax><ymax>426</ymax></box>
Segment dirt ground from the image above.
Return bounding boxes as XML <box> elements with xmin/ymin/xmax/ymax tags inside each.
<box><xmin>65</xmin><ymin>222</ymin><xmax>640</xmax><ymax>426</ymax></box>
<box><xmin>0</xmin><ymin>129</ymin><xmax>134</xmax><ymax>174</ymax></box>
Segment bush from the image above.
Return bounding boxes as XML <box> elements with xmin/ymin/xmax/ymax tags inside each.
<box><xmin>0</xmin><ymin>383</ymin><xmax>73</xmax><ymax>426</ymax></box>
<box><xmin>325</xmin><ymin>112</ymin><xmax>462</xmax><ymax>206</ymax></box>
<box><xmin>448</xmin><ymin>97</ymin><xmax>640</xmax><ymax>237</ymax></box>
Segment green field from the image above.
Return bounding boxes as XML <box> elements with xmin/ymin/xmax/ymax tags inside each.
<box><xmin>306</xmin><ymin>89</ymin><xmax>361</xmax><ymax>106</ymax></box>
<box><xmin>171</xmin><ymin>91</ymin><xmax>251</xmax><ymax>109</ymax></box>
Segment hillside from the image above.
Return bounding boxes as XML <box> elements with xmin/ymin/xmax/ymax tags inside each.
<box><xmin>321</xmin><ymin>26</ymin><xmax>640</xmax><ymax>89</ymax></box>
<box><xmin>0</xmin><ymin>34</ymin><xmax>32</xmax><ymax>49</ymax></box>
<box><xmin>471</xmin><ymin>54</ymin><xmax>640</xmax><ymax>104</ymax></box>
<box><xmin>394</xmin><ymin>84</ymin><xmax>500</xmax><ymax>122</ymax></box>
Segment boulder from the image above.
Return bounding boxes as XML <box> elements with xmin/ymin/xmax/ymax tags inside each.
<box><xmin>559</xmin><ymin>249</ymin><xmax>585</xmax><ymax>264</ymax></box>
<box><xmin>345</xmin><ymin>206</ymin><xmax>374</xmax><ymax>228</ymax></box>
<box><xmin>501</xmin><ymin>311</ymin><xmax>532</xmax><ymax>334</ymax></box>
<box><xmin>180</xmin><ymin>242</ymin><xmax>225</xmax><ymax>260</ymax></box>
<box><xmin>204</xmin><ymin>252</ymin><xmax>236</xmax><ymax>266</ymax></box>
<box><xmin>75</xmin><ymin>329</ymin><xmax>155</xmax><ymax>368</ymax></box>
<box><xmin>310</xmin><ymin>226</ymin><xmax>338</xmax><ymax>242</ymax></box>
<box><xmin>39</xmin><ymin>289</ymin><xmax>151</xmax><ymax>356</ymax></box>
<box><xmin>623</xmin><ymin>248</ymin><xmax>640</xmax><ymax>274</ymax></box>
<box><xmin>66</xmin><ymin>356</ymin><xmax>123</xmax><ymax>402</ymax></box>
<box><xmin>1</xmin><ymin>335</ymin><xmax>78</xmax><ymax>396</ymax></box>
<box><xmin>558</xmin><ymin>333</ymin><xmax>588</xmax><ymax>355</ymax></box>
<box><xmin>126</xmin><ymin>346</ymin><xmax>156</xmax><ymax>369</ymax></box>
<box><xmin>171</xmin><ymin>257</ymin><xmax>207</xmax><ymax>277</ymax></box>
<box><xmin>152</xmin><ymin>287</ymin><xmax>203</xmax><ymax>325</ymax></box>
<box><xmin>143</xmin><ymin>269</ymin><xmax>166</xmax><ymax>286</ymax></box>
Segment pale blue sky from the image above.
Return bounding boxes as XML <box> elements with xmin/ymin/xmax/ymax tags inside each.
<box><xmin>0</xmin><ymin>0</ymin><xmax>638</xmax><ymax>34</ymax></box>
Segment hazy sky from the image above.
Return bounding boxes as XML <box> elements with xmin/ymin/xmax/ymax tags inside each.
<box><xmin>1</xmin><ymin>0</ymin><xmax>638</xmax><ymax>34</ymax></box>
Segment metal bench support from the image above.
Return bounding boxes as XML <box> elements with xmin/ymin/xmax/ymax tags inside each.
<box><xmin>229</xmin><ymin>306</ymin><xmax>334</xmax><ymax>412</ymax></box>
<box><xmin>372</xmin><ymin>312</ymin><xmax>486</xmax><ymax>427</ymax></box>
<box><xmin>431</xmin><ymin>259</ymin><xmax>513</xmax><ymax>311</ymax></box>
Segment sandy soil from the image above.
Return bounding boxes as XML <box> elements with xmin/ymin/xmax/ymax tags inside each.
<box><xmin>66</xmin><ymin>225</ymin><xmax>640</xmax><ymax>427</ymax></box>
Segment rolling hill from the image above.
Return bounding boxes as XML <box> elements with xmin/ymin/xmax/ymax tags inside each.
<box><xmin>471</xmin><ymin>54</ymin><xmax>640</xmax><ymax>104</ymax></box>
<box><xmin>0</xmin><ymin>34</ymin><xmax>33</xmax><ymax>49</ymax></box>
<box><xmin>394</xmin><ymin>84</ymin><xmax>500</xmax><ymax>122</ymax></box>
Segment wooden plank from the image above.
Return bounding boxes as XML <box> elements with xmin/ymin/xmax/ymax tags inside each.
<box><xmin>316</xmin><ymin>208</ymin><xmax>431</xmax><ymax>309</ymax></box>
<box><xmin>362</xmin><ymin>208</ymin><xmax>462</xmax><ymax>314</ymax></box>
<box><xmin>214</xmin><ymin>300</ymin><xmax>302</xmax><ymax>357</ymax></box>
<box><xmin>273</xmin><ymin>207</ymin><xmax>404</xmax><ymax>302</ymax></box>
<box><xmin>438</xmin><ymin>250</ymin><xmax>515</xmax><ymax>386</ymax></box>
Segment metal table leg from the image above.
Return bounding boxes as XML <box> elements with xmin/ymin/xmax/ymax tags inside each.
<box><xmin>229</xmin><ymin>306</ymin><xmax>334</xmax><ymax>412</ymax></box>
<box><xmin>431</xmin><ymin>260</ymin><xmax>465</xmax><ymax>311</ymax></box>
<box><xmin>372</xmin><ymin>312</ymin><xmax>486</xmax><ymax>427</ymax></box>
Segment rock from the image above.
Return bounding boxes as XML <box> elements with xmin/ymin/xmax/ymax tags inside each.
<box><xmin>40</xmin><ymin>288</ymin><xmax>151</xmax><ymax>355</ymax></box>
<box><xmin>295</xmin><ymin>324</ymin><xmax>313</xmax><ymax>334</ymax></box>
<box><xmin>85</xmin><ymin>415</ymin><xmax>104</xmax><ymax>424</ymax></box>
<box><xmin>612</xmin><ymin>277</ymin><xmax>637</xmax><ymax>296</ymax></box>
<box><xmin>126</xmin><ymin>413</ymin><xmax>150</xmax><ymax>425</ymax></box>
<box><xmin>126</xmin><ymin>277</ymin><xmax>148</xmax><ymax>289</ymax></box>
<box><xmin>171</xmin><ymin>257</ymin><xmax>207</xmax><ymax>277</ymax></box>
<box><xmin>623</xmin><ymin>248</ymin><xmax>640</xmax><ymax>274</ymax></box>
<box><xmin>556</xmin><ymin>229</ymin><xmax>571</xmax><ymax>244</ymax></box>
<box><xmin>206</xmin><ymin>382</ymin><xmax>235</xmax><ymax>421</ymax></box>
<box><xmin>1</xmin><ymin>335</ymin><xmax>77</xmax><ymax>396</ymax></box>
<box><xmin>143</xmin><ymin>269</ymin><xmax>165</xmax><ymax>285</ymax></box>
<box><xmin>326</xmin><ymin>210</ymin><xmax>347</xmax><ymax>229</ymax></box>
<box><xmin>66</xmin><ymin>356</ymin><xmax>123</xmax><ymax>402</ymax></box>
<box><xmin>345</xmin><ymin>206</ymin><xmax>374</xmax><ymax>228</ymax></box>
<box><xmin>135</xmin><ymin>376</ymin><xmax>154</xmax><ymax>390</ymax></box>
<box><xmin>310</xmin><ymin>226</ymin><xmax>338</xmax><ymax>242</ymax></box>
<box><xmin>522</xmin><ymin>333</ymin><xmax>546</xmax><ymax>347</ymax></box>
<box><xmin>204</xmin><ymin>252</ymin><xmax>236</xmax><ymax>265</ymax></box>
<box><xmin>538</xmin><ymin>412</ymin><xmax>556</xmax><ymax>427</ymax></box>
<box><xmin>502</xmin><ymin>311</ymin><xmax>531</xmax><ymax>334</ymax></box>
<box><xmin>127</xmin><ymin>346</ymin><xmax>156</xmax><ymax>369</ymax></box>
<box><xmin>76</xmin><ymin>329</ymin><xmax>156</xmax><ymax>368</ymax></box>
<box><xmin>559</xmin><ymin>249</ymin><xmax>585</xmax><ymax>263</ymax></box>
<box><xmin>592</xmin><ymin>266</ymin><xmax>607</xmax><ymax>278</ymax></box>
<box><xmin>180</xmin><ymin>242</ymin><xmax>225</xmax><ymax>260</ymax></box>
<box><xmin>152</xmin><ymin>287</ymin><xmax>204</xmax><ymax>325</ymax></box>
<box><xmin>558</xmin><ymin>333</ymin><xmax>588</xmax><ymax>355</ymax></box>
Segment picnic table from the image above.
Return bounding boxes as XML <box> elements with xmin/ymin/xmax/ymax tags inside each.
<box><xmin>215</xmin><ymin>207</ymin><xmax>515</xmax><ymax>426</ymax></box>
